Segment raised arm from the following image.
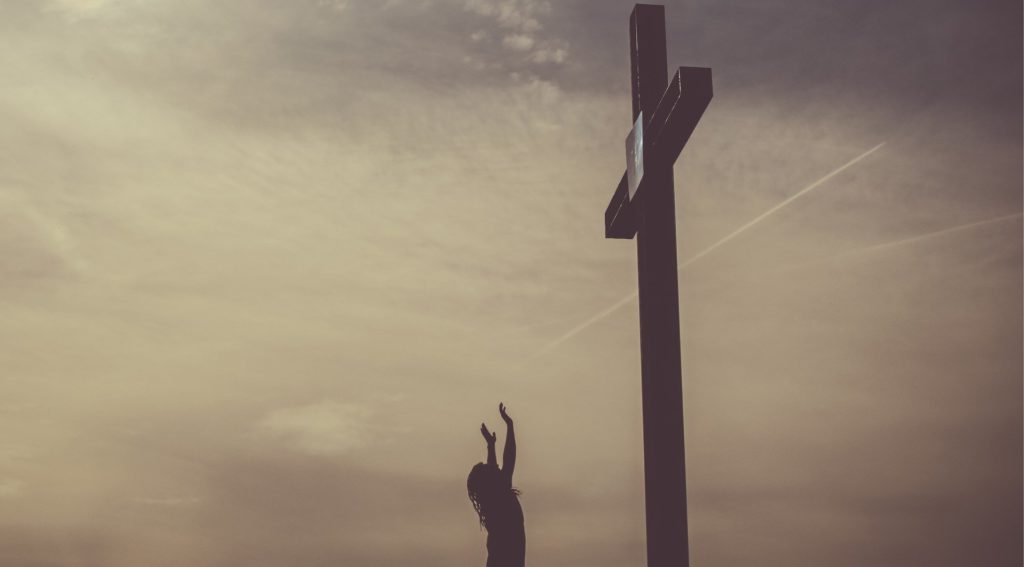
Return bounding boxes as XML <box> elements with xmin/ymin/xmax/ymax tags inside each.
<box><xmin>499</xmin><ymin>403</ymin><xmax>515</xmax><ymax>484</ymax></box>
<box><xmin>481</xmin><ymin>423</ymin><xmax>497</xmax><ymax>467</ymax></box>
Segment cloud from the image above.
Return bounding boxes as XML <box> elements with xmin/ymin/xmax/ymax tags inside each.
<box><xmin>463</xmin><ymin>0</ymin><xmax>549</xmax><ymax>32</ymax></box>
<box><xmin>259</xmin><ymin>401</ymin><xmax>372</xmax><ymax>456</ymax></box>
<box><xmin>46</xmin><ymin>0</ymin><xmax>122</xmax><ymax>20</ymax></box>
<box><xmin>463</xmin><ymin>0</ymin><xmax>569</xmax><ymax>74</ymax></box>
<box><xmin>502</xmin><ymin>34</ymin><xmax>569</xmax><ymax>65</ymax></box>
<box><xmin>529</xmin><ymin>41</ymin><xmax>568</xmax><ymax>64</ymax></box>
<box><xmin>502</xmin><ymin>32</ymin><xmax>534</xmax><ymax>51</ymax></box>
<box><xmin>316</xmin><ymin>0</ymin><xmax>348</xmax><ymax>13</ymax></box>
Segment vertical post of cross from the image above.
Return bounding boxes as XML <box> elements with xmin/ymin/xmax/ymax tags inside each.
<box><xmin>630</xmin><ymin>5</ymin><xmax>689</xmax><ymax>567</ymax></box>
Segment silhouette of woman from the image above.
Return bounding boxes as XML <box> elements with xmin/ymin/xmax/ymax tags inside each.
<box><xmin>467</xmin><ymin>403</ymin><xmax>525</xmax><ymax>567</ymax></box>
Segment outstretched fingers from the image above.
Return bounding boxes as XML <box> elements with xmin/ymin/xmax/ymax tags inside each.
<box><xmin>480</xmin><ymin>423</ymin><xmax>495</xmax><ymax>443</ymax></box>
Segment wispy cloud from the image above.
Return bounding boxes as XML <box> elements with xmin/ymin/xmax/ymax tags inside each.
<box><xmin>259</xmin><ymin>401</ymin><xmax>372</xmax><ymax>457</ymax></box>
<box><xmin>502</xmin><ymin>32</ymin><xmax>535</xmax><ymax>51</ymax></box>
<box><xmin>464</xmin><ymin>0</ymin><xmax>569</xmax><ymax>72</ymax></box>
<box><xmin>47</xmin><ymin>0</ymin><xmax>117</xmax><ymax>17</ymax></box>
<box><xmin>464</xmin><ymin>0</ymin><xmax>549</xmax><ymax>32</ymax></box>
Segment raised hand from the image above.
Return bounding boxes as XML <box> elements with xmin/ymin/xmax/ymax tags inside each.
<box><xmin>498</xmin><ymin>403</ymin><xmax>516</xmax><ymax>481</ymax></box>
<box><xmin>481</xmin><ymin>423</ymin><xmax>496</xmax><ymax>445</ymax></box>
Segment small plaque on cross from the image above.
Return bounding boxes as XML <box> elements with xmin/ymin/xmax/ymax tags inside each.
<box><xmin>626</xmin><ymin>112</ymin><xmax>644</xmax><ymax>200</ymax></box>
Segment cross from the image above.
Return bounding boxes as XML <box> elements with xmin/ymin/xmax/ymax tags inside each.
<box><xmin>603</xmin><ymin>5</ymin><xmax>712</xmax><ymax>567</ymax></box>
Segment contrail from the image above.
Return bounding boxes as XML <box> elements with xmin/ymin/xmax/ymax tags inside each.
<box><xmin>840</xmin><ymin>211</ymin><xmax>1022</xmax><ymax>258</ymax></box>
<box><xmin>677</xmin><ymin>141</ymin><xmax>887</xmax><ymax>269</ymax></box>
<box><xmin>530</xmin><ymin>142</ymin><xmax>887</xmax><ymax>359</ymax></box>
<box><xmin>745</xmin><ymin>211</ymin><xmax>1024</xmax><ymax>280</ymax></box>
<box><xmin>528</xmin><ymin>290</ymin><xmax>639</xmax><ymax>359</ymax></box>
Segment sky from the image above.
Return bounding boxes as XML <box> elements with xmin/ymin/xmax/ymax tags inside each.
<box><xmin>0</xmin><ymin>0</ymin><xmax>1021</xmax><ymax>565</ymax></box>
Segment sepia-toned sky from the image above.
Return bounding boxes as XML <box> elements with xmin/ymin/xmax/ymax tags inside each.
<box><xmin>1</xmin><ymin>0</ymin><xmax>1021</xmax><ymax>565</ymax></box>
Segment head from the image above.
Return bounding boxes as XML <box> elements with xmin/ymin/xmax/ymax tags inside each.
<box><xmin>466</xmin><ymin>462</ymin><xmax>503</xmax><ymax>528</ymax></box>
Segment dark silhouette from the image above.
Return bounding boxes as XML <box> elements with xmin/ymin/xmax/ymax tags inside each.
<box><xmin>467</xmin><ymin>403</ymin><xmax>525</xmax><ymax>567</ymax></box>
<box><xmin>601</xmin><ymin>5</ymin><xmax>712</xmax><ymax>567</ymax></box>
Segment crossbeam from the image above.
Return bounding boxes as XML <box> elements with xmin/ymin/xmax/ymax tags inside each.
<box><xmin>605</xmin><ymin>67</ymin><xmax>712</xmax><ymax>239</ymax></box>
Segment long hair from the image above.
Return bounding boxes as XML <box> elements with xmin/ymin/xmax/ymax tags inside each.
<box><xmin>467</xmin><ymin>462</ymin><xmax>519</xmax><ymax>530</ymax></box>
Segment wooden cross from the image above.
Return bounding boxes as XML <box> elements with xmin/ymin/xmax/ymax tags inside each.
<box><xmin>603</xmin><ymin>5</ymin><xmax>712</xmax><ymax>567</ymax></box>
